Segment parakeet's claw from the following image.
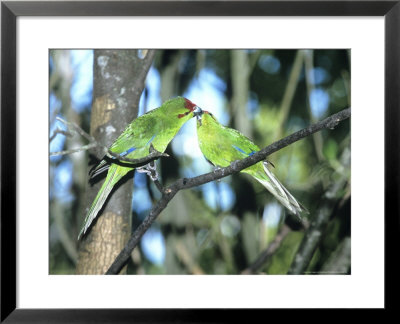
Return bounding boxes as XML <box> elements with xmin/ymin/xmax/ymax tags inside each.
<box><xmin>137</xmin><ymin>162</ymin><xmax>159</xmax><ymax>181</ymax></box>
<box><xmin>136</xmin><ymin>164</ymin><xmax>152</xmax><ymax>176</ymax></box>
<box><xmin>148</xmin><ymin>162</ymin><xmax>159</xmax><ymax>182</ymax></box>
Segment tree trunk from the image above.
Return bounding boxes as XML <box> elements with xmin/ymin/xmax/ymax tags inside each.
<box><xmin>76</xmin><ymin>49</ymin><xmax>155</xmax><ymax>274</ymax></box>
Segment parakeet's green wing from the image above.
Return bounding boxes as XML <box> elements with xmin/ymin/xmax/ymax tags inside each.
<box><xmin>89</xmin><ymin>109</ymin><xmax>161</xmax><ymax>178</ymax></box>
<box><xmin>109</xmin><ymin>108</ymin><xmax>161</xmax><ymax>157</ymax></box>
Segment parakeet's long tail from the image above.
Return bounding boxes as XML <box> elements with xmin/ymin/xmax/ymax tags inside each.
<box><xmin>78</xmin><ymin>164</ymin><xmax>130</xmax><ymax>239</ymax></box>
<box><xmin>249</xmin><ymin>162</ymin><xmax>309</xmax><ymax>217</ymax></box>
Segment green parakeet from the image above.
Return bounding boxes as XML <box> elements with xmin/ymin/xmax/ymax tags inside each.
<box><xmin>196</xmin><ymin>110</ymin><xmax>308</xmax><ymax>217</ymax></box>
<box><xmin>78</xmin><ymin>97</ymin><xmax>201</xmax><ymax>239</ymax></box>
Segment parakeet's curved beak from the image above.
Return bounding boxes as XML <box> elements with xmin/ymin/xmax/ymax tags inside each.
<box><xmin>193</xmin><ymin>106</ymin><xmax>203</xmax><ymax>125</ymax></box>
<box><xmin>193</xmin><ymin>106</ymin><xmax>203</xmax><ymax>117</ymax></box>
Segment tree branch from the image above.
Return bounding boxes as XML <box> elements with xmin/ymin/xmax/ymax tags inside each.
<box><xmin>105</xmin><ymin>107</ymin><xmax>351</xmax><ymax>274</ymax></box>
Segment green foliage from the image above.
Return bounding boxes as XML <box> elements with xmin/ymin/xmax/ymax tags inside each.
<box><xmin>267</xmin><ymin>232</ymin><xmax>304</xmax><ymax>274</ymax></box>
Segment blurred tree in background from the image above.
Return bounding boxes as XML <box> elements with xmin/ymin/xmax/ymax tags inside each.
<box><xmin>49</xmin><ymin>49</ymin><xmax>350</xmax><ymax>275</ymax></box>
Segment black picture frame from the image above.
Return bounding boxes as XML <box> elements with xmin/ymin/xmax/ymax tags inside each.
<box><xmin>1</xmin><ymin>0</ymin><xmax>398</xmax><ymax>321</ymax></box>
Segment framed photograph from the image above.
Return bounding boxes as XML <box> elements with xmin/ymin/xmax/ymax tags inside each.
<box><xmin>1</xmin><ymin>0</ymin><xmax>398</xmax><ymax>321</ymax></box>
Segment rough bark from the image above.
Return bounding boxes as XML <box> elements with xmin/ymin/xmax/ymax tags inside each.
<box><xmin>76</xmin><ymin>49</ymin><xmax>155</xmax><ymax>274</ymax></box>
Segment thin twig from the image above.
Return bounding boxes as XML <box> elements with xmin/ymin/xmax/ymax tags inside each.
<box><xmin>105</xmin><ymin>107</ymin><xmax>351</xmax><ymax>275</ymax></box>
<box><xmin>50</xmin><ymin>143</ymin><xmax>98</xmax><ymax>157</ymax></box>
<box><xmin>50</xmin><ymin>127</ymin><xmax>73</xmax><ymax>143</ymax></box>
<box><xmin>56</xmin><ymin>116</ymin><xmax>95</xmax><ymax>142</ymax></box>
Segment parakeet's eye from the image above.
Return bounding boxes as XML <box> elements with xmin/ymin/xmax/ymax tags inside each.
<box><xmin>178</xmin><ymin>111</ymin><xmax>190</xmax><ymax>118</ymax></box>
